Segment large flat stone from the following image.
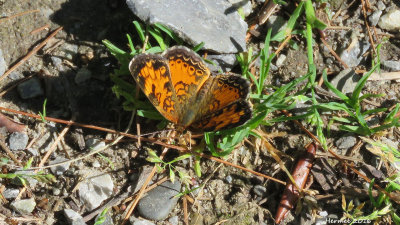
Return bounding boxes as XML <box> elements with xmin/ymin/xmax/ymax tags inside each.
<box><xmin>126</xmin><ymin>0</ymin><xmax>247</xmax><ymax>53</ymax></box>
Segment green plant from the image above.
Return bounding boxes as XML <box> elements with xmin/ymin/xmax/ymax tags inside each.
<box><xmin>39</xmin><ymin>98</ymin><xmax>47</xmax><ymax>122</ymax></box>
<box><xmin>0</xmin><ymin>157</ymin><xmax>55</xmax><ymax>186</ymax></box>
<box><xmin>94</xmin><ymin>208</ymin><xmax>109</xmax><ymax>225</ymax></box>
<box><xmin>146</xmin><ymin>148</ymin><xmax>192</xmax><ymax>185</ymax></box>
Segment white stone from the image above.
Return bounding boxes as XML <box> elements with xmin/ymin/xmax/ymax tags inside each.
<box><xmin>378</xmin><ymin>9</ymin><xmax>400</xmax><ymax>31</ymax></box>
<box><xmin>11</xmin><ymin>198</ymin><xmax>36</xmax><ymax>214</ymax></box>
<box><xmin>79</xmin><ymin>170</ymin><xmax>114</xmax><ymax>210</ymax></box>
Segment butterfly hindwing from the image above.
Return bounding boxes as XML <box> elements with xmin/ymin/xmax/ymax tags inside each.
<box><xmin>190</xmin><ymin>99</ymin><xmax>252</xmax><ymax>132</ymax></box>
<box><xmin>190</xmin><ymin>74</ymin><xmax>252</xmax><ymax>131</ymax></box>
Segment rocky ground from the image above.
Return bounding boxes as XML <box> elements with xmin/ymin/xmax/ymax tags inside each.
<box><xmin>0</xmin><ymin>0</ymin><xmax>400</xmax><ymax>224</ymax></box>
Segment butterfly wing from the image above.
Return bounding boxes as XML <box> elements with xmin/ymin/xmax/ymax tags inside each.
<box><xmin>163</xmin><ymin>46</ymin><xmax>210</xmax><ymax>106</ymax></box>
<box><xmin>190</xmin><ymin>74</ymin><xmax>252</xmax><ymax>131</ymax></box>
<box><xmin>129</xmin><ymin>53</ymin><xmax>179</xmax><ymax>123</ymax></box>
<box><xmin>190</xmin><ymin>99</ymin><xmax>252</xmax><ymax>132</ymax></box>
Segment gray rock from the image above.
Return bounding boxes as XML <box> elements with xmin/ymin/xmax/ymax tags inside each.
<box><xmin>26</xmin><ymin>148</ymin><xmax>39</xmax><ymax>156</ymax></box>
<box><xmin>85</xmin><ymin>138</ymin><xmax>106</xmax><ymax>151</ymax></box>
<box><xmin>49</xmin><ymin>157</ymin><xmax>70</xmax><ymax>175</ymax></box>
<box><xmin>129</xmin><ymin>217</ymin><xmax>155</xmax><ymax>225</ymax></box>
<box><xmin>206</xmin><ymin>54</ymin><xmax>237</xmax><ymax>72</ymax></box>
<box><xmin>335</xmin><ymin>135</ymin><xmax>357</xmax><ymax>149</ymax></box>
<box><xmin>3</xmin><ymin>188</ymin><xmax>20</xmax><ymax>199</ymax></box>
<box><xmin>79</xmin><ymin>170</ymin><xmax>114</xmax><ymax>210</ymax></box>
<box><xmin>126</xmin><ymin>0</ymin><xmax>247</xmax><ymax>53</ymax></box>
<box><xmin>74</xmin><ymin>68</ymin><xmax>92</xmax><ymax>84</ymax></box>
<box><xmin>8</xmin><ymin>71</ymin><xmax>24</xmax><ymax>80</ymax></box>
<box><xmin>382</xmin><ymin>60</ymin><xmax>400</xmax><ymax>71</ymax></box>
<box><xmin>276</xmin><ymin>54</ymin><xmax>286</xmax><ymax>67</ymax></box>
<box><xmin>51</xmin><ymin>56</ymin><xmax>65</xmax><ymax>72</ymax></box>
<box><xmin>168</xmin><ymin>216</ymin><xmax>179</xmax><ymax>225</ymax></box>
<box><xmin>17</xmin><ymin>77</ymin><xmax>44</xmax><ymax>99</ymax></box>
<box><xmin>62</xmin><ymin>43</ymin><xmax>79</xmax><ymax>61</ymax></box>
<box><xmin>9</xmin><ymin>132</ymin><xmax>29</xmax><ymax>151</ymax></box>
<box><xmin>138</xmin><ymin>180</ymin><xmax>181</xmax><ymax>220</ymax></box>
<box><xmin>339</xmin><ymin>41</ymin><xmax>370</xmax><ymax>67</ymax></box>
<box><xmin>52</xmin><ymin>187</ymin><xmax>61</xmax><ymax>196</ymax></box>
<box><xmin>92</xmin><ymin>160</ymin><xmax>101</xmax><ymax>168</ymax></box>
<box><xmin>330</xmin><ymin>68</ymin><xmax>359</xmax><ymax>94</ymax></box>
<box><xmin>369</xmin><ymin>10</ymin><xmax>382</xmax><ymax>26</ymax></box>
<box><xmin>253</xmin><ymin>185</ymin><xmax>267</xmax><ymax>197</ymax></box>
<box><xmin>63</xmin><ymin>209</ymin><xmax>86</xmax><ymax>225</ymax></box>
<box><xmin>227</xmin><ymin>0</ymin><xmax>252</xmax><ymax>17</ymax></box>
<box><xmin>377</xmin><ymin>1</ymin><xmax>386</xmax><ymax>11</ymax></box>
<box><xmin>10</xmin><ymin>198</ymin><xmax>36</xmax><ymax>214</ymax></box>
<box><xmin>225</xmin><ymin>175</ymin><xmax>233</xmax><ymax>184</ymax></box>
<box><xmin>378</xmin><ymin>9</ymin><xmax>400</xmax><ymax>31</ymax></box>
<box><xmin>0</xmin><ymin>49</ymin><xmax>6</xmax><ymax>76</ymax></box>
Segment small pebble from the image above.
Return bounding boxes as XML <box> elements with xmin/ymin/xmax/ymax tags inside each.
<box><xmin>377</xmin><ymin>1</ymin><xmax>386</xmax><ymax>11</ymax></box>
<box><xmin>225</xmin><ymin>175</ymin><xmax>233</xmax><ymax>184</ymax></box>
<box><xmin>9</xmin><ymin>132</ymin><xmax>29</xmax><ymax>151</ymax></box>
<box><xmin>275</xmin><ymin>54</ymin><xmax>286</xmax><ymax>67</ymax></box>
<box><xmin>92</xmin><ymin>160</ymin><xmax>101</xmax><ymax>168</ymax></box>
<box><xmin>138</xmin><ymin>180</ymin><xmax>181</xmax><ymax>220</ymax></box>
<box><xmin>11</xmin><ymin>198</ymin><xmax>36</xmax><ymax>214</ymax></box>
<box><xmin>369</xmin><ymin>10</ymin><xmax>382</xmax><ymax>26</ymax></box>
<box><xmin>339</xmin><ymin>41</ymin><xmax>370</xmax><ymax>68</ymax></box>
<box><xmin>51</xmin><ymin>56</ymin><xmax>65</xmax><ymax>72</ymax></box>
<box><xmin>62</xmin><ymin>43</ymin><xmax>78</xmax><ymax>61</ymax></box>
<box><xmin>52</xmin><ymin>187</ymin><xmax>61</xmax><ymax>196</ymax></box>
<box><xmin>17</xmin><ymin>77</ymin><xmax>44</xmax><ymax>99</ymax></box>
<box><xmin>129</xmin><ymin>217</ymin><xmax>155</xmax><ymax>225</ymax></box>
<box><xmin>49</xmin><ymin>157</ymin><xmax>70</xmax><ymax>175</ymax></box>
<box><xmin>79</xmin><ymin>170</ymin><xmax>114</xmax><ymax>210</ymax></box>
<box><xmin>63</xmin><ymin>209</ymin><xmax>86</xmax><ymax>225</ymax></box>
<box><xmin>168</xmin><ymin>216</ymin><xmax>179</xmax><ymax>225</ymax></box>
<box><xmin>0</xmin><ymin>49</ymin><xmax>6</xmax><ymax>76</ymax></box>
<box><xmin>253</xmin><ymin>185</ymin><xmax>267</xmax><ymax>197</ymax></box>
<box><xmin>26</xmin><ymin>148</ymin><xmax>39</xmax><ymax>156</ymax></box>
<box><xmin>8</xmin><ymin>71</ymin><xmax>24</xmax><ymax>80</ymax></box>
<box><xmin>3</xmin><ymin>188</ymin><xmax>20</xmax><ymax>199</ymax></box>
<box><xmin>86</xmin><ymin>138</ymin><xmax>106</xmax><ymax>151</ymax></box>
<box><xmin>382</xmin><ymin>60</ymin><xmax>400</xmax><ymax>71</ymax></box>
<box><xmin>335</xmin><ymin>135</ymin><xmax>357</xmax><ymax>149</ymax></box>
<box><xmin>378</xmin><ymin>9</ymin><xmax>400</xmax><ymax>31</ymax></box>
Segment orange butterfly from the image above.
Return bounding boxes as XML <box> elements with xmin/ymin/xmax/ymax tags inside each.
<box><xmin>129</xmin><ymin>46</ymin><xmax>252</xmax><ymax>132</ymax></box>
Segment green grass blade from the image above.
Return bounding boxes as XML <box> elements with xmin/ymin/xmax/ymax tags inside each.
<box><xmin>351</xmin><ymin>63</ymin><xmax>380</xmax><ymax>104</ymax></box>
<box><xmin>193</xmin><ymin>42</ymin><xmax>205</xmax><ymax>52</ymax></box>
<box><xmin>153</xmin><ymin>23</ymin><xmax>183</xmax><ymax>44</ymax></box>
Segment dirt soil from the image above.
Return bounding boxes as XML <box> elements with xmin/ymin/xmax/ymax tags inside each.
<box><xmin>0</xmin><ymin>0</ymin><xmax>400</xmax><ymax>225</ymax></box>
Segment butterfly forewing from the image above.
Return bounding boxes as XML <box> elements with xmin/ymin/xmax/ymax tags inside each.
<box><xmin>129</xmin><ymin>54</ymin><xmax>179</xmax><ymax>123</ymax></box>
<box><xmin>163</xmin><ymin>46</ymin><xmax>210</xmax><ymax>105</ymax></box>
